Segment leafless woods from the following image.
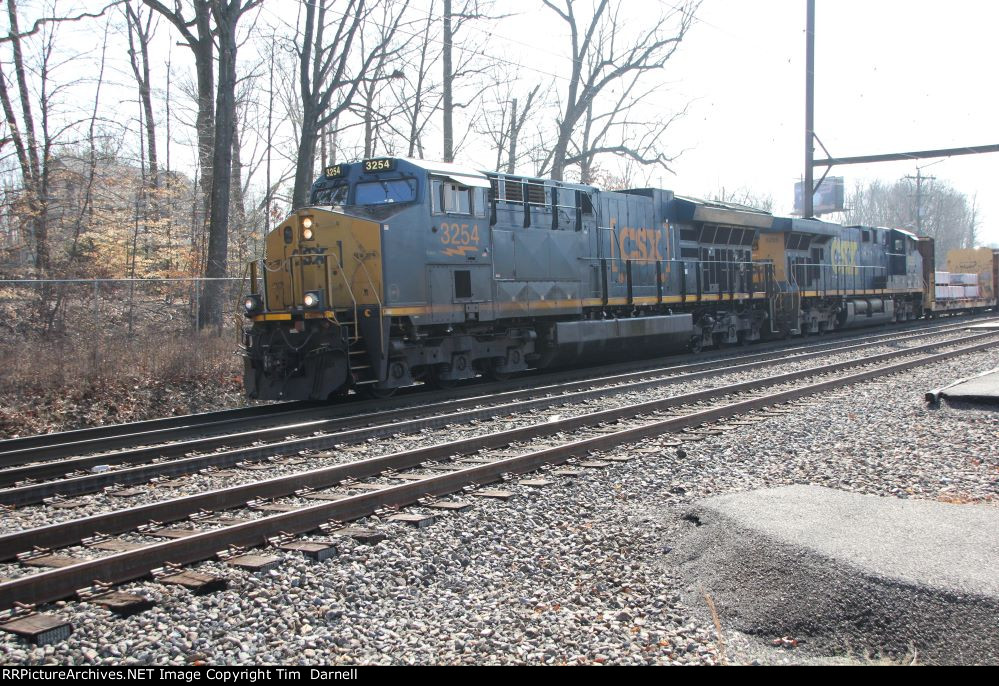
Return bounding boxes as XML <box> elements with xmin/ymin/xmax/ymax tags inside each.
<box><xmin>1</xmin><ymin>0</ymin><xmax>701</xmax><ymax>329</ymax></box>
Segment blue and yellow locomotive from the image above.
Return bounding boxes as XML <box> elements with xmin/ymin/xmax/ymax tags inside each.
<box><xmin>240</xmin><ymin>157</ymin><xmax>928</xmax><ymax>400</ymax></box>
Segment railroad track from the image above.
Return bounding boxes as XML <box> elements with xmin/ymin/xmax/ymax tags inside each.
<box><xmin>0</xmin><ymin>330</ymin><xmax>994</xmax><ymax>616</ymax></box>
<box><xmin>1</xmin><ymin>312</ymin><xmax>994</xmax><ymax>468</ymax></box>
<box><xmin>0</xmin><ymin>323</ymin><xmax>993</xmax><ymax>506</ymax></box>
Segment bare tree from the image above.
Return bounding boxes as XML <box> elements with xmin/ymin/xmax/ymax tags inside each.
<box><xmin>144</xmin><ymin>0</ymin><xmax>261</xmax><ymax>328</ymax></box>
<box><xmin>201</xmin><ymin>0</ymin><xmax>262</xmax><ymax>329</ymax></box>
<box><xmin>125</xmin><ymin>1</ymin><xmax>159</xmax><ymax>186</ymax></box>
<box><xmin>708</xmin><ymin>186</ymin><xmax>774</xmax><ymax>213</ymax></box>
<box><xmin>843</xmin><ymin>178</ymin><xmax>980</xmax><ymax>255</ymax></box>
<box><xmin>537</xmin><ymin>0</ymin><xmax>699</xmax><ymax>181</ymax></box>
<box><xmin>571</xmin><ymin>69</ymin><xmax>690</xmax><ymax>185</ymax></box>
<box><xmin>0</xmin><ymin>1</ymin><xmax>126</xmax><ymax>44</ymax></box>
<box><xmin>289</xmin><ymin>0</ymin><xmax>407</xmax><ymax>209</ymax></box>
<box><xmin>354</xmin><ymin>3</ymin><xmax>408</xmax><ymax>159</ymax></box>
<box><xmin>0</xmin><ymin>0</ymin><xmax>61</xmax><ymax>280</ymax></box>
<box><xmin>478</xmin><ymin>82</ymin><xmax>542</xmax><ymax>173</ymax></box>
<box><xmin>1</xmin><ymin>0</ymin><xmax>123</xmax><ymax>329</ymax></box>
<box><xmin>384</xmin><ymin>2</ymin><xmax>443</xmax><ymax>158</ymax></box>
<box><xmin>142</xmin><ymin>0</ymin><xmax>215</xmax><ymax>226</ymax></box>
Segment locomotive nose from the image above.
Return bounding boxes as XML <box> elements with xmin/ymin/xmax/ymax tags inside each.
<box><xmin>262</xmin><ymin>209</ymin><xmax>384</xmax><ymax>315</ymax></box>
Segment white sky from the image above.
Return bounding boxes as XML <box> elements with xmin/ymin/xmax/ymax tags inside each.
<box><xmin>485</xmin><ymin>0</ymin><xmax>999</xmax><ymax>242</ymax></box>
<box><xmin>8</xmin><ymin>0</ymin><xmax>996</xmax><ymax>243</ymax></box>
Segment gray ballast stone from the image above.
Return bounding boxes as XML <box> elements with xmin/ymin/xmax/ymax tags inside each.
<box><xmin>672</xmin><ymin>485</ymin><xmax>999</xmax><ymax>665</ymax></box>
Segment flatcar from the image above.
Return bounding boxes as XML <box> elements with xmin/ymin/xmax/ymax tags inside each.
<box><xmin>238</xmin><ymin>157</ymin><xmax>966</xmax><ymax>401</ymax></box>
<box><xmin>924</xmin><ymin>247</ymin><xmax>999</xmax><ymax>316</ymax></box>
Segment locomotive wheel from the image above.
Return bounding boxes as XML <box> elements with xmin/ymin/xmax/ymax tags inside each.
<box><xmin>485</xmin><ymin>358</ymin><xmax>512</xmax><ymax>382</ymax></box>
<box><xmin>362</xmin><ymin>385</ymin><xmax>397</xmax><ymax>400</ymax></box>
<box><xmin>429</xmin><ymin>367</ymin><xmax>459</xmax><ymax>390</ymax></box>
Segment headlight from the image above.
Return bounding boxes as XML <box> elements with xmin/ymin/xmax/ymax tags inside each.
<box><xmin>243</xmin><ymin>294</ymin><xmax>263</xmax><ymax>316</ymax></box>
<box><xmin>303</xmin><ymin>291</ymin><xmax>321</xmax><ymax>309</ymax></box>
<box><xmin>302</xmin><ymin>227</ymin><xmax>314</xmax><ymax>241</ymax></box>
<box><xmin>301</xmin><ymin>217</ymin><xmax>314</xmax><ymax>241</ymax></box>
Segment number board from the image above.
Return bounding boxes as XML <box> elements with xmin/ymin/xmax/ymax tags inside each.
<box><xmin>325</xmin><ymin>164</ymin><xmax>346</xmax><ymax>178</ymax></box>
<box><xmin>363</xmin><ymin>158</ymin><xmax>397</xmax><ymax>173</ymax></box>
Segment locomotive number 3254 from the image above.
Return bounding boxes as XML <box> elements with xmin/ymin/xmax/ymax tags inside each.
<box><xmin>440</xmin><ymin>223</ymin><xmax>480</xmax><ymax>247</ymax></box>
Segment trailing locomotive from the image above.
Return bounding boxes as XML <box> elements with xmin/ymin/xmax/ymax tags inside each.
<box><xmin>239</xmin><ymin>157</ymin><xmax>975</xmax><ymax>401</ymax></box>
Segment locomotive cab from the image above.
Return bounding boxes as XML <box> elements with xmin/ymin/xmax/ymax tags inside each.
<box><xmin>242</xmin><ymin>159</ymin><xmax>428</xmax><ymax>400</ymax></box>
<box><xmin>242</xmin><ymin>157</ymin><xmax>515</xmax><ymax>400</ymax></box>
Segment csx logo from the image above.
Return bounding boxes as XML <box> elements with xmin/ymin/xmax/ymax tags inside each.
<box><xmin>616</xmin><ymin>226</ymin><xmax>667</xmax><ymax>261</ymax></box>
<box><xmin>293</xmin><ymin>246</ymin><xmax>329</xmax><ymax>266</ymax></box>
<box><xmin>829</xmin><ymin>238</ymin><xmax>858</xmax><ymax>275</ymax></box>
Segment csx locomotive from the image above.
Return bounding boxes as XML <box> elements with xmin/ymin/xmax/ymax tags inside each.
<box><xmin>239</xmin><ymin>157</ymin><xmax>963</xmax><ymax>401</ymax></box>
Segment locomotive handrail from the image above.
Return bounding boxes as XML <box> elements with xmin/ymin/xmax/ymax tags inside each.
<box><xmin>789</xmin><ymin>262</ymin><xmax>889</xmax><ymax>297</ymax></box>
<box><xmin>331</xmin><ymin>260</ymin><xmax>360</xmax><ymax>342</ymax></box>
<box><xmin>322</xmin><ymin>254</ymin><xmax>338</xmax><ymax>325</ymax></box>
<box><xmin>578</xmin><ymin>257</ymin><xmax>772</xmax><ymax>304</ymax></box>
<box><xmin>354</xmin><ymin>255</ymin><xmax>385</xmax><ymax>356</ymax></box>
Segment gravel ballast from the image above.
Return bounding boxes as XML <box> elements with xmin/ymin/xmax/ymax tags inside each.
<box><xmin>1</xmin><ymin>344</ymin><xmax>997</xmax><ymax>665</ymax></box>
<box><xmin>0</xmin><ymin>330</ymin><xmax>988</xmax><ymax>534</ymax></box>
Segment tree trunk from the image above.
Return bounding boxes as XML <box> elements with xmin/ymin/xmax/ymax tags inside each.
<box><xmin>192</xmin><ymin>32</ymin><xmax>215</xmax><ymax>229</ymax></box>
<box><xmin>142</xmin><ymin>0</ymin><xmax>216</xmax><ymax>248</ymax></box>
<box><xmin>550</xmin><ymin>126</ymin><xmax>572</xmax><ymax>182</ymax></box>
<box><xmin>506</xmin><ymin>98</ymin><xmax>518</xmax><ymax>174</ymax></box>
<box><xmin>292</xmin><ymin>103</ymin><xmax>320</xmax><ymax>210</ymax></box>
<box><xmin>126</xmin><ymin>4</ymin><xmax>159</xmax><ymax>186</ymax></box>
<box><xmin>198</xmin><ymin>9</ymin><xmax>238</xmax><ymax>330</ymax></box>
<box><xmin>442</xmin><ymin>0</ymin><xmax>454</xmax><ymax>162</ymax></box>
<box><xmin>4</xmin><ymin>0</ymin><xmax>47</xmax><ymax>276</ymax></box>
<box><xmin>231</xmin><ymin>114</ymin><xmax>247</xmax><ymax>268</ymax></box>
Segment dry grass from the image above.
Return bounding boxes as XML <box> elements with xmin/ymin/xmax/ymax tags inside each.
<box><xmin>0</xmin><ymin>331</ymin><xmax>251</xmax><ymax>438</ymax></box>
<box><xmin>0</xmin><ymin>332</ymin><xmax>239</xmax><ymax>391</ymax></box>
<box><xmin>701</xmin><ymin>589</ymin><xmax>728</xmax><ymax>666</ymax></box>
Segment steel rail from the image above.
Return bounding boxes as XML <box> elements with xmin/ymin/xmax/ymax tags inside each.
<box><xmin>0</xmin><ymin>337</ymin><xmax>994</xmax><ymax>611</ymax></box>
<box><xmin>1</xmin><ymin>314</ymin><xmax>992</xmax><ymax>465</ymax></box>
<box><xmin>0</xmin><ymin>318</ymin><xmax>988</xmax><ymax>479</ymax></box>
<box><xmin>0</xmin><ymin>334</ymin><xmax>994</xmax><ymax>562</ymax></box>
<box><xmin>0</xmin><ymin>402</ymin><xmax>310</xmax><ymax>457</ymax></box>
<box><xmin>0</xmin><ymin>330</ymin><xmax>993</xmax><ymax>505</ymax></box>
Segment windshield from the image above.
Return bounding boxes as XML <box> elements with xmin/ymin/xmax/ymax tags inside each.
<box><xmin>311</xmin><ymin>182</ymin><xmax>348</xmax><ymax>206</ymax></box>
<box><xmin>355</xmin><ymin>178</ymin><xmax>417</xmax><ymax>206</ymax></box>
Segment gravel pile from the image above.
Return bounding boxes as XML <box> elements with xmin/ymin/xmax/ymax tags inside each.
<box><xmin>1</xmin><ymin>341</ymin><xmax>996</xmax><ymax>665</ymax></box>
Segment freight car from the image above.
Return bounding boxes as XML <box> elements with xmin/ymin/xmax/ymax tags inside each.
<box><xmin>923</xmin><ymin>247</ymin><xmax>999</xmax><ymax>316</ymax></box>
<box><xmin>239</xmin><ymin>157</ymin><xmax>947</xmax><ymax>401</ymax></box>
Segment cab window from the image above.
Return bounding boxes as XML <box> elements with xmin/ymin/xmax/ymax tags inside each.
<box><xmin>444</xmin><ymin>183</ymin><xmax>472</xmax><ymax>214</ymax></box>
<box><xmin>311</xmin><ymin>181</ymin><xmax>348</xmax><ymax>206</ymax></box>
<box><xmin>431</xmin><ymin>176</ymin><xmax>473</xmax><ymax>215</ymax></box>
<box><xmin>355</xmin><ymin>178</ymin><xmax>417</xmax><ymax>205</ymax></box>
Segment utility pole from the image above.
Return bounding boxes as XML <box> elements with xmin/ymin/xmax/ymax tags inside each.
<box><xmin>905</xmin><ymin>168</ymin><xmax>936</xmax><ymax>235</ymax></box>
<box><xmin>804</xmin><ymin>0</ymin><xmax>816</xmax><ymax>218</ymax></box>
